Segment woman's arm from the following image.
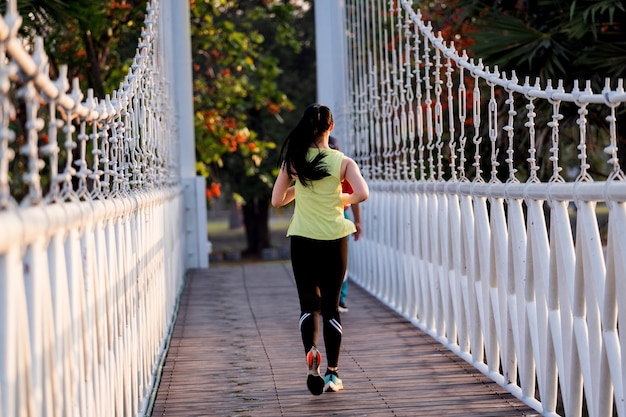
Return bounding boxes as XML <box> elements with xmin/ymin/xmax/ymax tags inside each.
<box><xmin>341</xmin><ymin>158</ymin><xmax>368</xmax><ymax>206</ymax></box>
<box><xmin>271</xmin><ymin>166</ymin><xmax>295</xmax><ymax>208</ymax></box>
<box><xmin>351</xmin><ymin>202</ymin><xmax>362</xmax><ymax>241</ymax></box>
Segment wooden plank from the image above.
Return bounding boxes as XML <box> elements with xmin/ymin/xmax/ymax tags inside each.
<box><xmin>150</xmin><ymin>264</ymin><xmax>541</xmax><ymax>416</ymax></box>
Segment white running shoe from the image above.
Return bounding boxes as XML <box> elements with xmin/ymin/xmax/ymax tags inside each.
<box><xmin>324</xmin><ymin>373</ymin><xmax>343</xmax><ymax>392</ymax></box>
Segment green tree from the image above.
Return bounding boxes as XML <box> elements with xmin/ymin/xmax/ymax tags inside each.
<box><xmin>4</xmin><ymin>0</ymin><xmax>147</xmax><ymax>96</ymax></box>
<box><xmin>192</xmin><ymin>0</ymin><xmax>315</xmax><ymax>256</ymax></box>
<box><xmin>450</xmin><ymin>0</ymin><xmax>626</xmax><ymax>82</ymax></box>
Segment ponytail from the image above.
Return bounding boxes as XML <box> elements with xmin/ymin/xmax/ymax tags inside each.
<box><xmin>278</xmin><ymin>104</ymin><xmax>334</xmax><ymax>187</ymax></box>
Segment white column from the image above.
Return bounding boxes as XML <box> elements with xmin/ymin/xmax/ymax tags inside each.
<box><xmin>315</xmin><ymin>0</ymin><xmax>349</xmax><ymax>148</ymax></box>
<box><xmin>165</xmin><ymin>0</ymin><xmax>208</xmax><ymax>268</ymax></box>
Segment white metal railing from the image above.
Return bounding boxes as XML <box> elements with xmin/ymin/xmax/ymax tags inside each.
<box><xmin>0</xmin><ymin>1</ymin><xmax>190</xmax><ymax>416</ymax></box>
<box><xmin>343</xmin><ymin>1</ymin><xmax>626</xmax><ymax>417</ymax></box>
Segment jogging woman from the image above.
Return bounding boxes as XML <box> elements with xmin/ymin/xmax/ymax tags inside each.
<box><xmin>271</xmin><ymin>103</ymin><xmax>369</xmax><ymax>395</ymax></box>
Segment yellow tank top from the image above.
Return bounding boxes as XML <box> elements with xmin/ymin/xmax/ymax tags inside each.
<box><xmin>287</xmin><ymin>148</ymin><xmax>356</xmax><ymax>240</ymax></box>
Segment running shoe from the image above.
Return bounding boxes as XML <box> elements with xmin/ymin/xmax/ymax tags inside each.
<box><xmin>324</xmin><ymin>373</ymin><xmax>343</xmax><ymax>392</ymax></box>
<box><xmin>306</xmin><ymin>347</ymin><xmax>325</xmax><ymax>395</ymax></box>
<box><xmin>338</xmin><ymin>302</ymin><xmax>349</xmax><ymax>313</ymax></box>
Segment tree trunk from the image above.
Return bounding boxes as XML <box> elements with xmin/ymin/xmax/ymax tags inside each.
<box><xmin>242</xmin><ymin>194</ymin><xmax>271</xmax><ymax>256</ymax></box>
<box><xmin>229</xmin><ymin>200</ymin><xmax>243</xmax><ymax>229</ymax></box>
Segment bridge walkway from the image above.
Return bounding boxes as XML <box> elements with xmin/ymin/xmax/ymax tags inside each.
<box><xmin>150</xmin><ymin>263</ymin><xmax>540</xmax><ymax>417</ymax></box>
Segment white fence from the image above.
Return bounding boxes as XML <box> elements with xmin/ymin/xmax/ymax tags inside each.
<box><xmin>342</xmin><ymin>1</ymin><xmax>626</xmax><ymax>416</ymax></box>
<box><xmin>0</xmin><ymin>1</ymin><xmax>201</xmax><ymax>416</ymax></box>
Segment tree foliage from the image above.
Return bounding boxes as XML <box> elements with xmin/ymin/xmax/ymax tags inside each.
<box><xmin>3</xmin><ymin>0</ymin><xmax>147</xmax><ymax>96</ymax></box>
<box><xmin>446</xmin><ymin>0</ymin><xmax>626</xmax><ymax>85</ymax></box>
<box><xmin>191</xmin><ymin>0</ymin><xmax>316</xmax><ymax>255</ymax></box>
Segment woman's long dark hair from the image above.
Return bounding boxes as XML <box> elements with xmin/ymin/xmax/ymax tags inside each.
<box><xmin>278</xmin><ymin>103</ymin><xmax>334</xmax><ymax>186</ymax></box>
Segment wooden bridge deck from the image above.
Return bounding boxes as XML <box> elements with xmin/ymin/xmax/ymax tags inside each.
<box><xmin>150</xmin><ymin>263</ymin><xmax>540</xmax><ymax>417</ymax></box>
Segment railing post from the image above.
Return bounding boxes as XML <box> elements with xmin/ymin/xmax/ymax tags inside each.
<box><xmin>162</xmin><ymin>0</ymin><xmax>208</xmax><ymax>268</ymax></box>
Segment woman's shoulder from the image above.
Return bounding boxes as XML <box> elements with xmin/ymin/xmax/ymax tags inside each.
<box><xmin>339</xmin><ymin>154</ymin><xmax>358</xmax><ymax>179</ymax></box>
<box><xmin>339</xmin><ymin>152</ymin><xmax>355</xmax><ymax>164</ymax></box>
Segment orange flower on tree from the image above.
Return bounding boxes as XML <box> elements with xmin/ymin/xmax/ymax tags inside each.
<box><xmin>205</xmin><ymin>182</ymin><xmax>221</xmax><ymax>199</ymax></box>
<box><xmin>223</xmin><ymin>117</ymin><xmax>237</xmax><ymax>129</ymax></box>
<box><xmin>234</xmin><ymin>131</ymin><xmax>247</xmax><ymax>143</ymax></box>
<box><xmin>267</xmin><ymin>102</ymin><xmax>280</xmax><ymax>115</ymax></box>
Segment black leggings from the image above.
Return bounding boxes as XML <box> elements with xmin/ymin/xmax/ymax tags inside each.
<box><xmin>291</xmin><ymin>235</ymin><xmax>348</xmax><ymax>368</ymax></box>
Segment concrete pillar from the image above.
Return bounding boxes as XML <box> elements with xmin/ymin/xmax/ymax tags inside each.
<box><xmin>164</xmin><ymin>0</ymin><xmax>208</xmax><ymax>268</ymax></box>
<box><xmin>315</xmin><ymin>0</ymin><xmax>349</xmax><ymax>150</ymax></box>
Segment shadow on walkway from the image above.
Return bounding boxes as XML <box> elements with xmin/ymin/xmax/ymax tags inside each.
<box><xmin>151</xmin><ymin>263</ymin><xmax>540</xmax><ymax>417</ymax></box>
